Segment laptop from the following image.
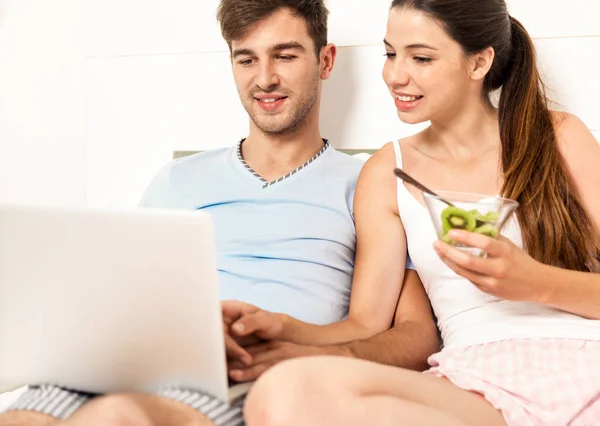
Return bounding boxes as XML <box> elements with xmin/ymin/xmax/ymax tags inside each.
<box><xmin>0</xmin><ymin>204</ymin><xmax>247</xmax><ymax>404</ymax></box>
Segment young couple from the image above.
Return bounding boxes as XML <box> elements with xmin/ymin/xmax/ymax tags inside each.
<box><xmin>2</xmin><ymin>0</ymin><xmax>599</xmax><ymax>425</ymax></box>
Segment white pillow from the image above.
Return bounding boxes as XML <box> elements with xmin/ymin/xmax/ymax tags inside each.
<box><xmin>352</xmin><ymin>152</ymin><xmax>372</xmax><ymax>162</ymax></box>
<box><xmin>0</xmin><ymin>387</ymin><xmax>27</xmax><ymax>411</ymax></box>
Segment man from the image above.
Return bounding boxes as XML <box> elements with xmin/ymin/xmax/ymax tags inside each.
<box><xmin>0</xmin><ymin>1</ymin><xmax>437</xmax><ymax>425</ymax></box>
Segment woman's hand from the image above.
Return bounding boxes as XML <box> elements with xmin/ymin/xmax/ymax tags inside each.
<box><xmin>222</xmin><ymin>300</ymin><xmax>285</xmax><ymax>340</ymax></box>
<box><xmin>433</xmin><ymin>229</ymin><xmax>547</xmax><ymax>302</ymax></box>
<box><xmin>222</xmin><ymin>301</ymin><xmax>273</xmax><ymax>366</ymax></box>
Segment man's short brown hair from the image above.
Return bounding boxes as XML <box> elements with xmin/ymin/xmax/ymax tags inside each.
<box><xmin>217</xmin><ymin>0</ymin><xmax>329</xmax><ymax>57</ymax></box>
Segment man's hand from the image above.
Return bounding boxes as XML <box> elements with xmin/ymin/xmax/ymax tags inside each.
<box><xmin>227</xmin><ymin>341</ymin><xmax>343</xmax><ymax>382</ymax></box>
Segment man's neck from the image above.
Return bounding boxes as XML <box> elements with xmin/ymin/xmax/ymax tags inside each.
<box><xmin>241</xmin><ymin>126</ymin><xmax>326</xmax><ymax>183</ymax></box>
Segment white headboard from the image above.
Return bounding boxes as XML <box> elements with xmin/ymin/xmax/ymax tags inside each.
<box><xmin>83</xmin><ymin>1</ymin><xmax>600</xmax><ymax>208</ymax></box>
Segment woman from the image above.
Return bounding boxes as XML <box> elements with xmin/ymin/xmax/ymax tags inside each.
<box><xmin>242</xmin><ymin>0</ymin><xmax>600</xmax><ymax>425</ymax></box>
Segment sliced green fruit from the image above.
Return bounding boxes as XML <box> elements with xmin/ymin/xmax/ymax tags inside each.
<box><xmin>440</xmin><ymin>206</ymin><xmax>476</xmax><ymax>233</ymax></box>
<box><xmin>441</xmin><ymin>234</ymin><xmax>457</xmax><ymax>246</ymax></box>
<box><xmin>469</xmin><ymin>209</ymin><xmax>482</xmax><ymax>219</ymax></box>
<box><xmin>470</xmin><ymin>209</ymin><xmax>499</xmax><ymax>227</ymax></box>
<box><xmin>478</xmin><ymin>211</ymin><xmax>499</xmax><ymax>223</ymax></box>
<box><xmin>473</xmin><ymin>223</ymin><xmax>499</xmax><ymax>238</ymax></box>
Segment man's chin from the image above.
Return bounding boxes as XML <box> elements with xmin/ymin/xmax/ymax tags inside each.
<box><xmin>252</xmin><ymin>118</ymin><xmax>300</xmax><ymax>135</ymax></box>
<box><xmin>257</xmin><ymin>126</ymin><xmax>292</xmax><ymax>135</ymax></box>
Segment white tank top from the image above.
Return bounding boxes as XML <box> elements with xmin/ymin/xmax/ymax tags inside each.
<box><xmin>392</xmin><ymin>140</ymin><xmax>600</xmax><ymax>348</ymax></box>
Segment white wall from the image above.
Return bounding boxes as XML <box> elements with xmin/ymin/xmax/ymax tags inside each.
<box><xmin>0</xmin><ymin>0</ymin><xmax>599</xmax><ymax>208</ymax></box>
<box><xmin>0</xmin><ymin>0</ymin><xmax>86</xmax><ymax>206</ymax></box>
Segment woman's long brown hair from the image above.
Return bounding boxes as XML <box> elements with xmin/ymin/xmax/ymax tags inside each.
<box><xmin>392</xmin><ymin>0</ymin><xmax>600</xmax><ymax>271</ymax></box>
<box><xmin>499</xmin><ymin>17</ymin><xmax>600</xmax><ymax>272</ymax></box>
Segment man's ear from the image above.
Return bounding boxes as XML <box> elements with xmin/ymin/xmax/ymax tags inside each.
<box><xmin>469</xmin><ymin>46</ymin><xmax>495</xmax><ymax>82</ymax></box>
<box><xmin>320</xmin><ymin>43</ymin><xmax>337</xmax><ymax>80</ymax></box>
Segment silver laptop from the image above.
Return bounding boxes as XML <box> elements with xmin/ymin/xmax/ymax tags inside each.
<box><xmin>0</xmin><ymin>204</ymin><xmax>241</xmax><ymax>403</ymax></box>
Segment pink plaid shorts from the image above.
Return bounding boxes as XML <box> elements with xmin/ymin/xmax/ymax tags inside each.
<box><xmin>424</xmin><ymin>339</ymin><xmax>600</xmax><ymax>426</ymax></box>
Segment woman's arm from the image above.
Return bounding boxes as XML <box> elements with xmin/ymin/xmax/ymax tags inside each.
<box><xmin>555</xmin><ymin>113</ymin><xmax>600</xmax><ymax>238</ymax></box>
<box><xmin>226</xmin><ymin>269</ymin><xmax>438</xmax><ymax>382</ymax></box>
<box><xmin>280</xmin><ymin>144</ymin><xmax>410</xmax><ymax>344</ymax></box>
<box><xmin>434</xmin><ymin>113</ymin><xmax>600</xmax><ymax>319</ymax></box>
<box><xmin>536</xmin><ymin>265</ymin><xmax>600</xmax><ymax>319</ymax></box>
<box><xmin>538</xmin><ymin>113</ymin><xmax>600</xmax><ymax>318</ymax></box>
<box><xmin>229</xmin><ymin>143</ymin><xmax>435</xmax><ymax>345</ymax></box>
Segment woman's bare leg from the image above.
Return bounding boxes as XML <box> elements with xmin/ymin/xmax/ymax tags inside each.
<box><xmin>245</xmin><ymin>356</ymin><xmax>507</xmax><ymax>426</ymax></box>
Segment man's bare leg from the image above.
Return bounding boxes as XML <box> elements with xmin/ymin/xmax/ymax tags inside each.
<box><xmin>62</xmin><ymin>393</ymin><xmax>214</xmax><ymax>426</ymax></box>
<box><xmin>0</xmin><ymin>411</ymin><xmax>58</xmax><ymax>426</ymax></box>
<box><xmin>0</xmin><ymin>393</ymin><xmax>221</xmax><ymax>426</ymax></box>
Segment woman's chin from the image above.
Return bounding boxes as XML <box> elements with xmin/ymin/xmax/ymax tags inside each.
<box><xmin>396</xmin><ymin>111</ymin><xmax>428</xmax><ymax>125</ymax></box>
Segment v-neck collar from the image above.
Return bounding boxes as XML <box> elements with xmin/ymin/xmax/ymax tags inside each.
<box><xmin>236</xmin><ymin>138</ymin><xmax>330</xmax><ymax>189</ymax></box>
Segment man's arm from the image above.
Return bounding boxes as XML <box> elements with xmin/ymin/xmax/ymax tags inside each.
<box><xmin>333</xmin><ymin>269</ymin><xmax>439</xmax><ymax>371</ymax></box>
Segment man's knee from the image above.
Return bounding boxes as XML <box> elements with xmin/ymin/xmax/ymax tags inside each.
<box><xmin>0</xmin><ymin>410</ymin><xmax>58</xmax><ymax>426</ymax></box>
<box><xmin>63</xmin><ymin>394</ymin><xmax>153</xmax><ymax>426</ymax></box>
<box><xmin>64</xmin><ymin>393</ymin><xmax>213</xmax><ymax>426</ymax></box>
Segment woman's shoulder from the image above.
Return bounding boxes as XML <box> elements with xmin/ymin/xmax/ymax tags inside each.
<box><xmin>550</xmin><ymin>111</ymin><xmax>597</xmax><ymax>157</ymax></box>
<box><xmin>366</xmin><ymin>134</ymin><xmax>421</xmax><ymax>167</ymax></box>
<box><xmin>549</xmin><ymin>111</ymin><xmax>600</xmax><ymax>236</ymax></box>
<box><xmin>551</xmin><ymin>111</ymin><xmax>590</xmax><ymax>140</ymax></box>
<box><xmin>357</xmin><ymin>135</ymin><xmax>422</xmax><ymax>196</ymax></box>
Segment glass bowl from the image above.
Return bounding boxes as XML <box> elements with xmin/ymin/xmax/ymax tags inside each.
<box><xmin>423</xmin><ymin>190</ymin><xmax>518</xmax><ymax>256</ymax></box>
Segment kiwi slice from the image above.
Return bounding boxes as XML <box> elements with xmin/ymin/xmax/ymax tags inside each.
<box><xmin>473</xmin><ymin>223</ymin><xmax>499</xmax><ymax>238</ymax></box>
<box><xmin>478</xmin><ymin>211</ymin><xmax>499</xmax><ymax>223</ymax></box>
<box><xmin>470</xmin><ymin>210</ymin><xmax>499</xmax><ymax>227</ymax></box>
<box><xmin>441</xmin><ymin>206</ymin><xmax>476</xmax><ymax>233</ymax></box>
<box><xmin>441</xmin><ymin>234</ymin><xmax>457</xmax><ymax>246</ymax></box>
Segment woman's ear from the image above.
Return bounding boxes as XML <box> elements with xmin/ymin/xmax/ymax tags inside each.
<box><xmin>469</xmin><ymin>46</ymin><xmax>495</xmax><ymax>82</ymax></box>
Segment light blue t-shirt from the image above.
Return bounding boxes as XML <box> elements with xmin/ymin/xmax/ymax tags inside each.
<box><xmin>140</xmin><ymin>142</ymin><xmax>413</xmax><ymax>324</ymax></box>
